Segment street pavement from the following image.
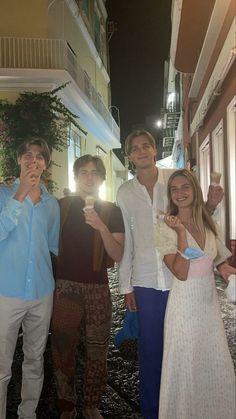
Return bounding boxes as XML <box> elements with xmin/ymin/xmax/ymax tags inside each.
<box><xmin>6</xmin><ymin>269</ymin><xmax>235</xmax><ymax>418</ymax></box>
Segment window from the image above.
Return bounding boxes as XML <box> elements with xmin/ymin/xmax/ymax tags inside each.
<box><xmin>96</xmin><ymin>146</ymin><xmax>107</xmax><ymax>199</ymax></box>
<box><xmin>71</xmin><ymin>130</ymin><xmax>81</xmax><ymax>158</ymax></box>
<box><xmin>212</xmin><ymin>123</ymin><xmax>226</xmax><ymax>241</ymax></box>
<box><xmin>163</xmin><ymin>137</ymin><xmax>174</xmax><ymax>148</ymax></box>
<box><xmin>199</xmin><ymin>137</ymin><xmax>210</xmax><ymax>201</ymax></box>
<box><xmin>227</xmin><ymin>97</ymin><xmax>236</xmax><ymax>241</ymax></box>
<box><xmin>162</xmin><ymin>151</ymin><xmax>172</xmax><ymax>158</ymax></box>
<box><xmin>67</xmin><ymin>127</ymin><xmax>81</xmax><ymax>192</ymax></box>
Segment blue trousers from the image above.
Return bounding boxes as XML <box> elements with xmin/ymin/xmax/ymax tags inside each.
<box><xmin>134</xmin><ymin>287</ymin><xmax>169</xmax><ymax>419</ymax></box>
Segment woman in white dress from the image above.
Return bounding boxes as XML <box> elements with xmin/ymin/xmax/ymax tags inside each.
<box><xmin>155</xmin><ymin>169</ymin><xmax>235</xmax><ymax>419</ymax></box>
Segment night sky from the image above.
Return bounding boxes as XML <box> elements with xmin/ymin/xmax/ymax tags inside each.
<box><xmin>106</xmin><ymin>0</ymin><xmax>172</xmax><ymax>144</ymax></box>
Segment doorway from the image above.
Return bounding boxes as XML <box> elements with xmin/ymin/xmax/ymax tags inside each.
<box><xmin>212</xmin><ymin>122</ymin><xmax>226</xmax><ymax>241</ymax></box>
<box><xmin>199</xmin><ymin>136</ymin><xmax>210</xmax><ymax>202</ymax></box>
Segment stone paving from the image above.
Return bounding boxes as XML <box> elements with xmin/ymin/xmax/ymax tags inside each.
<box><xmin>6</xmin><ymin>269</ymin><xmax>235</xmax><ymax>419</ymax></box>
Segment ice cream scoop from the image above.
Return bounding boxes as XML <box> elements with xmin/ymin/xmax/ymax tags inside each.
<box><xmin>84</xmin><ymin>195</ymin><xmax>95</xmax><ymax>209</ymax></box>
<box><xmin>156</xmin><ymin>210</ymin><xmax>165</xmax><ymax>221</ymax></box>
<box><xmin>27</xmin><ymin>162</ymin><xmax>40</xmax><ymax>179</ymax></box>
<box><xmin>210</xmin><ymin>171</ymin><xmax>221</xmax><ymax>186</ymax></box>
<box><xmin>27</xmin><ymin>162</ymin><xmax>39</xmax><ymax>169</ymax></box>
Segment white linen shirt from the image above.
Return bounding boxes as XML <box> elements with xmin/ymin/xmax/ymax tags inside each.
<box><xmin>117</xmin><ymin>169</ymin><xmax>175</xmax><ymax>294</ymax></box>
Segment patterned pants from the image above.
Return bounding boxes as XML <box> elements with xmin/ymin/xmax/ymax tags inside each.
<box><xmin>51</xmin><ymin>279</ymin><xmax>112</xmax><ymax>412</ymax></box>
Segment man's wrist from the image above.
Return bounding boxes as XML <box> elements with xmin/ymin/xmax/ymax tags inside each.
<box><xmin>217</xmin><ymin>261</ymin><xmax>226</xmax><ymax>269</ymax></box>
<box><xmin>99</xmin><ymin>224</ymin><xmax>108</xmax><ymax>234</ymax></box>
<box><xmin>14</xmin><ymin>190</ymin><xmax>27</xmax><ymax>202</ymax></box>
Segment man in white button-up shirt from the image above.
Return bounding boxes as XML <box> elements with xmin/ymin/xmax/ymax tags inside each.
<box><xmin>117</xmin><ymin>130</ymin><xmax>224</xmax><ymax>419</ymax></box>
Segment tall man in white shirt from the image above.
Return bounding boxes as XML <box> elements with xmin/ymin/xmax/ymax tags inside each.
<box><xmin>117</xmin><ymin>130</ymin><xmax>230</xmax><ymax>419</ymax></box>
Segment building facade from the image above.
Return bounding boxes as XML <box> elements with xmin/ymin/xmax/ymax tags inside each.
<box><xmin>0</xmin><ymin>0</ymin><xmax>125</xmax><ymax>200</ymax></box>
<box><xmin>165</xmin><ymin>0</ymin><xmax>236</xmax><ymax>265</ymax></box>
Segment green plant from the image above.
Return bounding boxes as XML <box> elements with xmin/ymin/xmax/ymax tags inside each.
<box><xmin>0</xmin><ymin>83</ymin><xmax>86</xmax><ymax>191</ymax></box>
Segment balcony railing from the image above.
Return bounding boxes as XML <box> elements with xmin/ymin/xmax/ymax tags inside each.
<box><xmin>161</xmin><ymin>106</ymin><xmax>180</xmax><ymax>131</ymax></box>
<box><xmin>0</xmin><ymin>37</ymin><xmax>120</xmax><ymax>139</ymax></box>
<box><xmin>162</xmin><ymin>137</ymin><xmax>174</xmax><ymax>148</ymax></box>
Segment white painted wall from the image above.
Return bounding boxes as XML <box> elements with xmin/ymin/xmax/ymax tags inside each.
<box><xmin>227</xmin><ymin>97</ymin><xmax>236</xmax><ymax>240</ymax></box>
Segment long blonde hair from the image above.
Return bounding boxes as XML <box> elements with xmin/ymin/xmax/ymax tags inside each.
<box><xmin>167</xmin><ymin>169</ymin><xmax>217</xmax><ymax>236</ymax></box>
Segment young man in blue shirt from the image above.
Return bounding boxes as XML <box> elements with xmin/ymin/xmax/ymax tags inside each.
<box><xmin>0</xmin><ymin>137</ymin><xmax>60</xmax><ymax>419</ymax></box>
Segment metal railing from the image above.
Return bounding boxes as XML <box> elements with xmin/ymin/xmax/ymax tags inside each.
<box><xmin>0</xmin><ymin>36</ymin><xmax>120</xmax><ymax>139</ymax></box>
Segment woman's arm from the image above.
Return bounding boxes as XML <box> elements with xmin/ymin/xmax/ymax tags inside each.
<box><xmin>163</xmin><ymin>215</ymin><xmax>190</xmax><ymax>281</ymax></box>
<box><xmin>217</xmin><ymin>262</ymin><xmax>236</xmax><ymax>281</ymax></box>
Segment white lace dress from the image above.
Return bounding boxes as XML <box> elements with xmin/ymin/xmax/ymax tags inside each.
<box><xmin>155</xmin><ymin>224</ymin><xmax>235</xmax><ymax>419</ymax></box>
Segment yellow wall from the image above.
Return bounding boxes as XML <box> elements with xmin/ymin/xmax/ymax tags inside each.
<box><xmin>64</xmin><ymin>3</ymin><xmax>109</xmax><ymax>105</ymax></box>
<box><xmin>0</xmin><ymin>0</ymin><xmax>109</xmax><ymax>108</ymax></box>
<box><xmin>0</xmin><ymin>0</ymin><xmax>116</xmax><ymax>200</ymax></box>
<box><xmin>0</xmin><ymin>0</ymin><xmax>48</xmax><ymax>38</ymax></box>
<box><xmin>0</xmin><ymin>91</ymin><xmax>19</xmax><ymax>102</ymax></box>
<box><xmin>47</xmin><ymin>1</ymin><xmax>109</xmax><ymax>106</ymax></box>
<box><xmin>0</xmin><ymin>87</ymin><xmax>51</xmax><ymax>103</ymax></box>
<box><xmin>47</xmin><ymin>0</ymin><xmax>64</xmax><ymax>39</ymax></box>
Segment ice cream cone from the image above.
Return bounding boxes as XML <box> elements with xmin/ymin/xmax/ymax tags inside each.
<box><xmin>84</xmin><ymin>195</ymin><xmax>95</xmax><ymax>209</ymax></box>
<box><xmin>210</xmin><ymin>171</ymin><xmax>221</xmax><ymax>186</ymax></box>
<box><xmin>27</xmin><ymin>162</ymin><xmax>40</xmax><ymax>179</ymax></box>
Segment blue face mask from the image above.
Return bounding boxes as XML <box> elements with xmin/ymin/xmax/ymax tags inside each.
<box><xmin>177</xmin><ymin>247</ymin><xmax>205</xmax><ymax>260</ymax></box>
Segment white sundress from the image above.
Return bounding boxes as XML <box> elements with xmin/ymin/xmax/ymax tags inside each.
<box><xmin>155</xmin><ymin>224</ymin><xmax>235</xmax><ymax>419</ymax></box>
